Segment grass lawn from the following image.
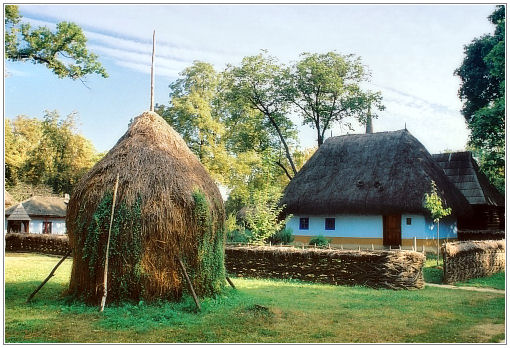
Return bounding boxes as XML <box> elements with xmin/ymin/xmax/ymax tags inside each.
<box><xmin>5</xmin><ymin>252</ymin><xmax>505</xmax><ymax>343</ymax></box>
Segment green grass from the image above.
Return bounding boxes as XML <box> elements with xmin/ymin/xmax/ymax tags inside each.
<box><xmin>5</xmin><ymin>252</ymin><xmax>505</xmax><ymax>343</ymax></box>
<box><xmin>455</xmin><ymin>272</ymin><xmax>505</xmax><ymax>290</ymax></box>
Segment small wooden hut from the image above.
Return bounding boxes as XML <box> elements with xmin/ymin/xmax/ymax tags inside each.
<box><xmin>67</xmin><ymin>111</ymin><xmax>226</xmax><ymax>304</ymax></box>
<box><xmin>280</xmin><ymin>129</ymin><xmax>471</xmax><ymax>249</ymax></box>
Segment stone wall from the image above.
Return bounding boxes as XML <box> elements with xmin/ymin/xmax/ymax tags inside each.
<box><xmin>225</xmin><ymin>245</ymin><xmax>425</xmax><ymax>290</ymax></box>
<box><xmin>443</xmin><ymin>240</ymin><xmax>505</xmax><ymax>283</ymax></box>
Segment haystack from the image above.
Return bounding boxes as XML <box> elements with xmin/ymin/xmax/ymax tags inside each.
<box><xmin>66</xmin><ymin>111</ymin><xmax>225</xmax><ymax>304</ymax></box>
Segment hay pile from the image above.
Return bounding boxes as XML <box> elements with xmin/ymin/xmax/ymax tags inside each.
<box><xmin>67</xmin><ymin>111</ymin><xmax>225</xmax><ymax>304</ymax></box>
<box><xmin>443</xmin><ymin>240</ymin><xmax>505</xmax><ymax>283</ymax></box>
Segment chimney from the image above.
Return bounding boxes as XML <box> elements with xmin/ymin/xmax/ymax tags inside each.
<box><xmin>366</xmin><ymin>105</ymin><xmax>373</xmax><ymax>134</ymax></box>
<box><xmin>64</xmin><ymin>193</ymin><xmax>70</xmax><ymax>204</ymax></box>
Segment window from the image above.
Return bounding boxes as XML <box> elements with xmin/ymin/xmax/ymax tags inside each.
<box><xmin>299</xmin><ymin>217</ymin><xmax>309</xmax><ymax>230</ymax></box>
<box><xmin>43</xmin><ymin>221</ymin><xmax>52</xmax><ymax>234</ymax></box>
<box><xmin>325</xmin><ymin>218</ymin><xmax>335</xmax><ymax>230</ymax></box>
<box><xmin>406</xmin><ymin>218</ymin><xmax>412</xmax><ymax>225</ymax></box>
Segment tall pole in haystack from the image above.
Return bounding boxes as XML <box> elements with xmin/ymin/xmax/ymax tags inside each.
<box><xmin>150</xmin><ymin>30</ymin><xmax>155</xmax><ymax>112</ymax></box>
<box><xmin>100</xmin><ymin>173</ymin><xmax>119</xmax><ymax>312</ymax></box>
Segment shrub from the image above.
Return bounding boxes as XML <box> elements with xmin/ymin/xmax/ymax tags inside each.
<box><xmin>226</xmin><ymin>229</ymin><xmax>253</xmax><ymax>244</ymax></box>
<box><xmin>309</xmin><ymin>235</ymin><xmax>331</xmax><ymax>247</ymax></box>
<box><xmin>267</xmin><ymin>228</ymin><xmax>294</xmax><ymax>245</ymax></box>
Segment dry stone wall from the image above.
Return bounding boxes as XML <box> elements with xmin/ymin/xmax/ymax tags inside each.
<box><xmin>443</xmin><ymin>240</ymin><xmax>505</xmax><ymax>283</ymax></box>
<box><xmin>225</xmin><ymin>246</ymin><xmax>425</xmax><ymax>290</ymax></box>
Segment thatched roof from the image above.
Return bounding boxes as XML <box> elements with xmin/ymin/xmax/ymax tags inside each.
<box><xmin>7</xmin><ymin>203</ymin><xmax>31</xmax><ymax>221</ymax></box>
<box><xmin>281</xmin><ymin>129</ymin><xmax>471</xmax><ymax>217</ymax></box>
<box><xmin>432</xmin><ymin>152</ymin><xmax>504</xmax><ymax>206</ymax></box>
<box><xmin>5</xmin><ymin>196</ymin><xmax>66</xmax><ymax>217</ymax></box>
<box><xmin>67</xmin><ymin>111</ymin><xmax>225</xmax><ymax>303</ymax></box>
<box><xmin>5</xmin><ymin>190</ymin><xmax>15</xmax><ymax>208</ymax></box>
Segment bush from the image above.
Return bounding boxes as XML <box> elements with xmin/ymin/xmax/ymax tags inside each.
<box><xmin>226</xmin><ymin>229</ymin><xmax>253</xmax><ymax>244</ymax></box>
<box><xmin>309</xmin><ymin>235</ymin><xmax>331</xmax><ymax>248</ymax></box>
<box><xmin>267</xmin><ymin>228</ymin><xmax>294</xmax><ymax>245</ymax></box>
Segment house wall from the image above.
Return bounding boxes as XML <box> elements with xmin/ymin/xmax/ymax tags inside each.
<box><xmin>4</xmin><ymin>217</ymin><xmax>66</xmax><ymax>235</ymax></box>
<box><xmin>287</xmin><ymin>213</ymin><xmax>457</xmax><ymax>249</ymax></box>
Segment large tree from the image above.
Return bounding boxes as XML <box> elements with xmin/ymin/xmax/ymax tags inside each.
<box><xmin>156</xmin><ymin>61</ymin><xmax>230</xmax><ymax>184</ymax></box>
<box><xmin>224</xmin><ymin>52</ymin><xmax>299</xmax><ymax>179</ymax></box>
<box><xmin>455</xmin><ymin>5</ymin><xmax>505</xmax><ymax>192</ymax></box>
<box><xmin>5</xmin><ymin>5</ymin><xmax>108</xmax><ymax>80</ymax></box>
<box><xmin>285</xmin><ymin>52</ymin><xmax>384</xmax><ymax>147</ymax></box>
<box><xmin>5</xmin><ymin>112</ymin><xmax>101</xmax><ymax>194</ymax></box>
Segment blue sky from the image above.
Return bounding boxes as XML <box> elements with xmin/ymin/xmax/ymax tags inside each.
<box><xmin>4</xmin><ymin>4</ymin><xmax>496</xmax><ymax>154</ymax></box>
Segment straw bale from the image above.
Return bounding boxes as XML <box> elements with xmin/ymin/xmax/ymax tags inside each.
<box><xmin>66</xmin><ymin>111</ymin><xmax>225</xmax><ymax>304</ymax></box>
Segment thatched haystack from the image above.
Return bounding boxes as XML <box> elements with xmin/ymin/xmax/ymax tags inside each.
<box><xmin>67</xmin><ymin>111</ymin><xmax>225</xmax><ymax>304</ymax></box>
<box><xmin>281</xmin><ymin>129</ymin><xmax>471</xmax><ymax>217</ymax></box>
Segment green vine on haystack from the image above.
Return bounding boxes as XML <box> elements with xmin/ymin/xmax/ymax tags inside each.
<box><xmin>191</xmin><ymin>189</ymin><xmax>226</xmax><ymax>296</ymax></box>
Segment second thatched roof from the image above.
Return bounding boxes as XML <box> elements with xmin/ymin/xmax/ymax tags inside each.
<box><xmin>281</xmin><ymin>129</ymin><xmax>471</xmax><ymax>217</ymax></box>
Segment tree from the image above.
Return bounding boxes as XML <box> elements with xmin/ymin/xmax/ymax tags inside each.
<box><xmin>156</xmin><ymin>61</ymin><xmax>230</xmax><ymax>184</ymax></box>
<box><xmin>424</xmin><ymin>181</ymin><xmax>452</xmax><ymax>266</ymax></box>
<box><xmin>5</xmin><ymin>5</ymin><xmax>108</xmax><ymax>80</ymax></box>
<box><xmin>285</xmin><ymin>52</ymin><xmax>384</xmax><ymax>147</ymax></box>
<box><xmin>5</xmin><ymin>112</ymin><xmax>101</xmax><ymax>194</ymax></box>
<box><xmin>455</xmin><ymin>5</ymin><xmax>504</xmax><ymax>192</ymax></box>
<box><xmin>224</xmin><ymin>52</ymin><xmax>299</xmax><ymax>179</ymax></box>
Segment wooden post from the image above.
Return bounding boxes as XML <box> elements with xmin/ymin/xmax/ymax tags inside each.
<box><xmin>436</xmin><ymin>221</ymin><xmax>440</xmax><ymax>266</ymax></box>
<box><xmin>150</xmin><ymin>30</ymin><xmax>155</xmax><ymax>112</ymax></box>
<box><xmin>100</xmin><ymin>173</ymin><xmax>119</xmax><ymax>312</ymax></box>
<box><xmin>358</xmin><ymin>245</ymin><xmax>361</xmax><ymax>251</ymax></box>
<box><xmin>371</xmin><ymin>244</ymin><xmax>374</xmax><ymax>251</ymax></box>
<box><xmin>226</xmin><ymin>276</ymin><xmax>236</xmax><ymax>289</ymax></box>
<box><xmin>413</xmin><ymin>237</ymin><xmax>417</xmax><ymax>252</ymax></box>
<box><xmin>27</xmin><ymin>249</ymin><xmax>72</xmax><ymax>303</ymax></box>
<box><xmin>177</xmin><ymin>258</ymin><xmax>201</xmax><ymax>311</ymax></box>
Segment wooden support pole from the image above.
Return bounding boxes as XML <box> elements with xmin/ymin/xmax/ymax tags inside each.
<box><xmin>177</xmin><ymin>258</ymin><xmax>201</xmax><ymax>312</ymax></box>
<box><xmin>226</xmin><ymin>276</ymin><xmax>236</xmax><ymax>289</ymax></box>
<box><xmin>27</xmin><ymin>249</ymin><xmax>72</xmax><ymax>303</ymax></box>
<box><xmin>413</xmin><ymin>237</ymin><xmax>417</xmax><ymax>252</ymax></box>
<box><xmin>100</xmin><ymin>173</ymin><xmax>119</xmax><ymax>312</ymax></box>
<box><xmin>150</xmin><ymin>30</ymin><xmax>155</xmax><ymax>112</ymax></box>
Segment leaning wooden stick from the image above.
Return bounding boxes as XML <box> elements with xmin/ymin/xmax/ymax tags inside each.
<box><xmin>177</xmin><ymin>257</ymin><xmax>201</xmax><ymax>311</ymax></box>
<box><xmin>27</xmin><ymin>249</ymin><xmax>72</xmax><ymax>303</ymax></box>
<box><xmin>150</xmin><ymin>30</ymin><xmax>155</xmax><ymax>112</ymax></box>
<box><xmin>100</xmin><ymin>173</ymin><xmax>120</xmax><ymax>312</ymax></box>
<box><xmin>226</xmin><ymin>276</ymin><xmax>236</xmax><ymax>289</ymax></box>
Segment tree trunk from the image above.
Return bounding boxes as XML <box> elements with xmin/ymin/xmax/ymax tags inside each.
<box><xmin>436</xmin><ymin>221</ymin><xmax>440</xmax><ymax>266</ymax></box>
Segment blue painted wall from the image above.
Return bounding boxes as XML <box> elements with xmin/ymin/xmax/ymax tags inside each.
<box><xmin>288</xmin><ymin>213</ymin><xmax>457</xmax><ymax>239</ymax></box>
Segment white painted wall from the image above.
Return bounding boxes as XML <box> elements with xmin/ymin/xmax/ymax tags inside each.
<box><xmin>4</xmin><ymin>217</ymin><xmax>66</xmax><ymax>235</ymax></box>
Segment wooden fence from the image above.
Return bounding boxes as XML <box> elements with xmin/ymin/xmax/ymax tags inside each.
<box><xmin>225</xmin><ymin>245</ymin><xmax>425</xmax><ymax>290</ymax></box>
<box><xmin>442</xmin><ymin>240</ymin><xmax>505</xmax><ymax>284</ymax></box>
<box><xmin>5</xmin><ymin>233</ymin><xmax>71</xmax><ymax>256</ymax></box>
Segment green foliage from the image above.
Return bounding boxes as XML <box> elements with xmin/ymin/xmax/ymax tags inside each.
<box><xmin>243</xmin><ymin>183</ymin><xmax>290</xmax><ymax>245</ymax></box>
<box><xmin>191</xmin><ymin>190</ymin><xmax>226</xmax><ymax>296</ymax></box>
<box><xmin>285</xmin><ymin>51</ymin><xmax>384</xmax><ymax>146</ymax></box>
<box><xmin>455</xmin><ymin>6</ymin><xmax>505</xmax><ymax>192</ymax></box>
<box><xmin>5</xmin><ymin>112</ymin><xmax>100</xmax><ymax>194</ymax></box>
<box><xmin>308</xmin><ymin>235</ymin><xmax>332</xmax><ymax>247</ymax></box>
<box><xmin>267</xmin><ymin>228</ymin><xmax>294</xmax><ymax>245</ymax></box>
<box><xmin>5</xmin><ymin>5</ymin><xmax>107</xmax><ymax>80</ymax></box>
<box><xmin>424</xmin><ymin>181</ymin><xmax>452</xmax><ymax>222</ymax></box>
<box><xmin>80</xmin><ymin>193</ymin><xmax>143</xmax><ymax>302</ymax></box>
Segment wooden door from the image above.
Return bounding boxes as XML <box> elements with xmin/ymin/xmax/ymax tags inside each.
<box><xmin>383</xmin><ymin>215</ymin><xmax>401</xmax><ymax>247</ymax></box>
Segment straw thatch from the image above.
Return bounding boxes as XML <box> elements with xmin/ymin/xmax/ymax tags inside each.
<box><xmin>67</xmin><ymin>111</ymin><xmax>225</xmax><ymax>304</ymax></box>
<box><xmin>5</xmin><ymin>196</ymin><xmax>67</xmax><ymax>217</ymax></box>
<box><xmin>281</xmin><ymin>129</ymin><xmax>471</xmax><ymax>217</ymax></box>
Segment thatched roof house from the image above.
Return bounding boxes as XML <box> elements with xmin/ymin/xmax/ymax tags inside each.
<box><xmin>67</xmin><ymin>111</ymin><xmax>225</xmax><ymax>304</ymax></box>
<box><xmin>433</xmin><ymin>151</ymin><xmax>504</xmax><ymax>233</ymax></box>
<box><xmin>4</xmin><ymin>196</ymin><xmax>67</xmax><ymax>234</ymax></box>
<box><xmin>281</xmin><ymin>129</ymin><xmax>471</xmax><ymax>249</ymax></box>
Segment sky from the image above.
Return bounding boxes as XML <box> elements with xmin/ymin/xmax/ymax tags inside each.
<box><xmin>4</xmin><ymin>3</ymin><xmax>497</xmax><ymax>155</ymax></box>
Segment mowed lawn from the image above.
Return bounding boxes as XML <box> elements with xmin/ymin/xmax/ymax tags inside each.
<box><xmin>5</xmin><ymin>252</ymin><xmax>505</xmax><ymax>343</ymax></box>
